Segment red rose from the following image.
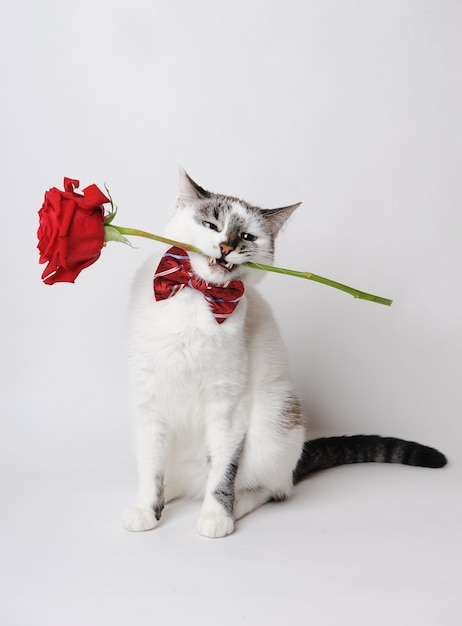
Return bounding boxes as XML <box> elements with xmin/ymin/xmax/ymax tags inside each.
<box><xmin>38</xmin><ymin>178</ymin><xmax>110</xmax><ymax>284</ymax></box>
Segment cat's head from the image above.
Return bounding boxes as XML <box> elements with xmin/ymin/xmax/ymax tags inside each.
<box><xmin>165</xmin><ymin>169</ymin><xmax>300</xmax><ymax>285</ymax></box>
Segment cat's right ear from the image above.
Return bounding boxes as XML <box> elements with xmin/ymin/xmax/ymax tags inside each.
<box><xmin>178</xmin><ymin>167</ymin><xmax>211</xmax><ymax>206</ymax></box>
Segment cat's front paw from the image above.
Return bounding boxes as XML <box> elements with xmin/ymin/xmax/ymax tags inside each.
<box><xmin>197</xmin><ymin>513</ymin><xmax>235</xmax><ymax>538</ymax></box>
<box><xmin>123</xmin><ymin>507</ymin><xmax>159</xmax><ymax>532</ymax></box>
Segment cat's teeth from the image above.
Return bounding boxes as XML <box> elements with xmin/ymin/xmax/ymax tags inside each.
<box><xmin>209</xmin><ymin>257</ymin><xmax>233</xmax><ymax>270</ymax></box>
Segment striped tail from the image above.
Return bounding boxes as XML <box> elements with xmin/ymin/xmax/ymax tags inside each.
<box><xmin>293</xmin><ymin>435</ymin><xmax>447</xmax><ymax>485</ymax></box>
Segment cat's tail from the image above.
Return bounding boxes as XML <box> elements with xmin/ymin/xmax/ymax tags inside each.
<box><xmin>292</xmin><ymin>435</ymin><xmax>447</xmax><ymax>484</ymax></box>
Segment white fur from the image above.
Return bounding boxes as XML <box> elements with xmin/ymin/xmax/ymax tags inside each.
<box><xmin>123</xmin><ymin>173</ymin><xmax>306</xmax><ymax>537</ymax></box>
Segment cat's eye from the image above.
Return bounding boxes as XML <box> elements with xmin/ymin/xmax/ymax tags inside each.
<box><xmin>202</xmin><ymin>220</ymin><xmax>219</xmax><ymax>231</ymax></box>
<box><xmin>241</xmin><ymin>232</ymin><xmax>257</xmax><ymax>242</ymax></box>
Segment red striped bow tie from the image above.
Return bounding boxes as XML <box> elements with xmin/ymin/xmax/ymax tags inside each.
<box><xmin>153</xmin><ymin>247</ymin><xmax>245</xmax><ymax>324</ymax></box>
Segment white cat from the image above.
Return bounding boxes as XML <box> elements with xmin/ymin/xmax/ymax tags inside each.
<box><xmin>123</xmin><ymin>170</ymin><xmax>446</xmax><ymax>538</ymax></box>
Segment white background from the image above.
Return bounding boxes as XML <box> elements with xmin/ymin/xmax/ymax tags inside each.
<box><xmin>1</xmin><ymin>1</ymin><xmax>461</xmax><ymax>625</ymax></box>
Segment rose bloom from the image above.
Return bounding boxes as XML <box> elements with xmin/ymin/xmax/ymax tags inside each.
<box><xmin>38</xmin><ymin>178</ymin><xmax>110</xmax><ymax>284</ymax></box>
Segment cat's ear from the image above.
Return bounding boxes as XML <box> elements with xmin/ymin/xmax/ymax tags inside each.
<box><xmin>261</xmin><ymin>203</ymin><xmax>301</xmax><ymax>236</ymax></box>
<box><xmin>178</xmin><ymin>168</ymin><xmax>211</xmax><ymax>206</ymax></box>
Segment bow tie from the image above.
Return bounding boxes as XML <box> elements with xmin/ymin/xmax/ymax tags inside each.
<box><xmin>153</xmin><ymin>247</ymin><xmax>244</xmax><ymax>324</ymax></box>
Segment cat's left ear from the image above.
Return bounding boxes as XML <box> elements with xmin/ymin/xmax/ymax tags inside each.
<box><xmin>261</xmin><ymin>203</ymin><xmax>301</xmax><ymax>236</ymax></box>
<box><xmin>177</xmin><ymin>167</ymin><xmax>211</xmax><ymax>207</ymax></box>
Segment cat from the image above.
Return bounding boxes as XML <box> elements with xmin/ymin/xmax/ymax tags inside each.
<box><xmin>123</xmin><ymin>169</ymin><xmax>447</xmax><ymax>538</ymax></box>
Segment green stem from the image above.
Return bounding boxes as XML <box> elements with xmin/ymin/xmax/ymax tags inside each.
<box><xmin>246</xmin><ymin>263</ymin><xmax>392</xmax><ymax>306</ymax></box>
<box><xmin>114</xmin><ymin>226</ymin><xmax>202</xmax><ymax>254</ymax></box>
<box><xmin>113</xmin><ymin>226</ymin><xmax>393</xmax><ymax>306</ymax></box>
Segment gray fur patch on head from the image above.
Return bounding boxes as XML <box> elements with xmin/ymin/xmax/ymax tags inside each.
<box><xmin>196</xmin><ymin>197</ymin><xmax>234</xmax><ymax>225</ymax></box>
<box><xmin>180</xmin><ymin>169</ymin><xmax>300</xmax><ymax>235</ymax></box>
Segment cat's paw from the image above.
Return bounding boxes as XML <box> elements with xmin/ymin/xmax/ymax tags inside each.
<box><xmin>123</xmin><ymin>507</ymin><xmax>159</xmax><ymax>532</ymax></box>
<box><xmin>197</xmin><ymin>513</ymin><xmax>235</xmax><ymax>538</ymax></box>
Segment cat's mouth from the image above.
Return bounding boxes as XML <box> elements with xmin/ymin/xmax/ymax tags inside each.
<box><xmin>209</xmin><ymin>257</ymin><xmax>235</xmax><ymax>272</ymax></box>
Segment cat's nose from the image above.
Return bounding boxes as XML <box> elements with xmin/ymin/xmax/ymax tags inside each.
<box><xmin>219</xmin><ymin>243</ymin><xmax>234</xmax><ymax>256</ymax></box>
